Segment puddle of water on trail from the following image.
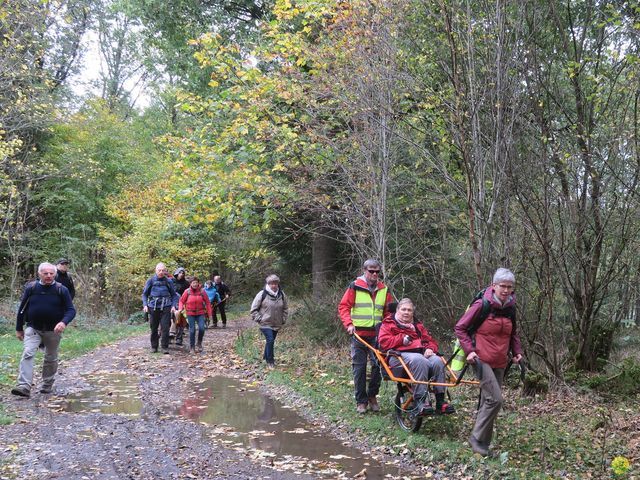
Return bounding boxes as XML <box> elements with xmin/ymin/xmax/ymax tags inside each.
<box><xmin>171</xmin><ymin>376</ymin><xmax>406</xmax><ymax>479</ymax></box>
<box><xmin>46</xmin><ymin>373</ymin><xmax>142</xmax><ymax>417</ymax></box>
<box><xmin>45</xmin><ymin>373</ymin><xmax>408</xmax><ymax>478</ymax></box>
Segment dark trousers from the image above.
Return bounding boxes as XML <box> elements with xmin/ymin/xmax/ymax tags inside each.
<box><xmin>350</xmin><ymin>336</ymin><xmax>381</xmax><ymax>404</ymax></box>
<box><xmin>260</xmin><ymin>327</ymin><xmax>278</xmax><ymax>364</ymax></box>
<box><xmin>213</xmin><ymin>302</ymin><xmax>227</xmax><ymax>325</ymax></box>
<box><xmin>150</xmin><ymin>307</ymin><xmax>172</xmax><ymax>349</ymax></box>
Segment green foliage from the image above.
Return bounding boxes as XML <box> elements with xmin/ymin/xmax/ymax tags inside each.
<box><xmin>127</xmin><ymin>311</ymin><xmax>147</xmax><ymax>325</ymax></box>
<box><xmin>522</xmin><ymin>370</ymin><xmax>549</xmax><ymax>396</ymax></box>
<box><xmin>586</xmin><ymin>358</ymin><xmax>640</xmax><ymax>396</ymax></box>
<box><xmin>3</xmin><ymin>0</ymin><xmax>640</xmax><ymax>388</ymax></box>
<box><xmin>291</xmin><ymin>293</ymin><xmax>347</xmax><ymax>347</ymax></box>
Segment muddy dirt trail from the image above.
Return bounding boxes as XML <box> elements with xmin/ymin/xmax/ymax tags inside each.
<box><xmin>1</xmin><ymin>318</ymin><xmax>408</xmax><ymax>480</ymax></box>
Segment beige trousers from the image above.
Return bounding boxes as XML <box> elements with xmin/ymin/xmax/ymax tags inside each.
<box><xmin>17</xmin><ymin>327</ymin><xmax>62</xmax><ymax>392</ymax></box>
<box><xmin>472</xmin><ymin>361</ymin><xmax>505</xmax><ymax>447</ymax></box>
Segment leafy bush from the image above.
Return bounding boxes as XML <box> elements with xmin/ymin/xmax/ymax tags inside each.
<box><xmin>587</xmin><ymin>358</ymin><xmax>640</xmax><ymax>396</ymax></box>
<box><xmin>614</xmin><ymin>328</ymin><xmax>640</xmax><ymax>350</ymax></box>
<box><xmin>0</xmin><ymin>300</ymin><xmax>16</xmax><ymax>334</ymax></box>
<box><xmin>127</xmin><ymin>311</ymin><xmax>148</xmax><ymax>325</ymax></box>
<box><xmin>522</xmin><ymin>370</ymin><xmax>549</xmax><ymax>396</ymax></box>
<box><xmin>291</xmin><ymin>293</ymin><xmax>348</xmax><ymax>348</ymax></box>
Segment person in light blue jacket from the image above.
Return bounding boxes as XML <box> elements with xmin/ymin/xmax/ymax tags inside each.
<box><xmin>203</xmin><ymin>281</ymin><xmax>221</xmax><ymax>327</ymax></box>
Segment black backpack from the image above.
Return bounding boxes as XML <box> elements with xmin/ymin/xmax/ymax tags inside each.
<box><xmin>449</xmin><ymin>288</ymin><xmax>516</xmax><ymax>373</ymax></box>
<box><xmin>466</xmin><ymin>288</ymin><xmax>516</xmax><ymax>335</ymax></box>
<box><xmin>256</xmin><ymin>288</ymin><xmax>284</xmax><ymax>310</ymax></box>
<box><xmin>19</xmin><ymin>281</ymin><xmax>65</xmax><ymax>318</ymax></box>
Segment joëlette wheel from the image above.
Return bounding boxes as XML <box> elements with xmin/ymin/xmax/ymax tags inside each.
<box><xmin>394</xmin><ymin>388</ymin><xmax>423</xmax><ymax>433</ymax></box>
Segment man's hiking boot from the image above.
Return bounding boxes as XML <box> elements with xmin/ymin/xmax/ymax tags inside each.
<box><xmin>356</xmin><ymin>403</ymin><xmax>367</xmax><ymax>414</ymax></box>
<box><xmin>151</xmin><ymin>347</ymin><xmax>158</xmax><ymax>353</ymax></box>
<box><xmin>469</xmin><ymin>436</ymin><xmax>489</xmax><ymax>456</ymax></box>
<box><xmin>189</xmin><ymin>347</ymin><xmax>196</xmax><ymax>354</ymax></box>
<box><xmin>40</xmin><ymin>385</ymin><xmax>53</xmax><ymax>394</ymax></box>
<box><xmin>222</xmin><ymin>323</ymin><xmax>227</xmax><ymax>328</ymax></box>
<box><xmin>368</xmin><ymin>397</ymin><xmax>380</xmax><ymax>412</ymax></box>
<box><xmin>11</xmin><ymin>386</ymin><xmax>30</xmax><ymax>398</ymax></box>
<box><xmin>162</xmin><ymin>348</ymin><xmax>170</xmax><ymax>355</ymax></box>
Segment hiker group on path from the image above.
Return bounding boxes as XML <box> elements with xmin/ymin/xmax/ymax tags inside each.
<box><xmin>141</xmin><ymin>263</ymin><xmax>232</xmax><ymax>355</ymax></box>
<box><xmin>10</xmin><ymin>255</ymin><xmax>524</xmax><ymax>458</ymax></box>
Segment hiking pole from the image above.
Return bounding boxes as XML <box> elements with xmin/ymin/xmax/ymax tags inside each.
<box><xmin>474</xmin><ymin>358</ymin><xmax>484</xmax><ymax>412</ymax></box>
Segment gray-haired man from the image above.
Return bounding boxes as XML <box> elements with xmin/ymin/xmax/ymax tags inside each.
<box><xmin>142</xmin><ymin>263</ymin><xmax>179</xmax><ymax>354</ymax></box>
<box><xmin>12</xmin><ymin>262</ymin><xmax>76</xmax><ymax>397</ymax></box>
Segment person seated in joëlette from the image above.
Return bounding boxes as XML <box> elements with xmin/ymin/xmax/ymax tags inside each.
<box><xmin>378</xmin><ymin>297</ymin><xmax>455</xmax><ymax>416</ymax></box>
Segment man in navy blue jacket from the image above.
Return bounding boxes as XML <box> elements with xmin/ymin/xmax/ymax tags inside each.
<box><xmin>142</xmin><ymin>263</ymin><xmax>179</xmax><ymax>354</ymax></box>
<box><xmin>12</xmin><ymin>262</ymin><xmax>76</xmax><ymax>398</ymax></box>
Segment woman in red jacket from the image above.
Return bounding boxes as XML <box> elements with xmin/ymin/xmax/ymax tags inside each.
<box><xmin>179</xmin><ymin>277</ymin><xmax>212</xmax><ymax>354</ymax></box>
<box><xmin>378</xmin><ymin>298</ymin><xmax>454</xmax><ymax>416</ymax></box>
<box><xmin>454</xmin><ymin>268</ymin><xmax>524</xmax><ymax>456</ymax></box>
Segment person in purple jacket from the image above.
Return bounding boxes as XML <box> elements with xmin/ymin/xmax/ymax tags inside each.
<box><xmin>11</xmin><ymin>262</ymin><xmax>76</xmax><ymax>397</ymax></box>
<box><xmin>454</xmin><ymin>268</ymin><xmax>524</xmax><ymax>456</ymax></box>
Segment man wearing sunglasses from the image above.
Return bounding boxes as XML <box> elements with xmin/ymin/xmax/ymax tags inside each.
<box><xmin>339</xmin><ymin>259</ymin><xmax>394</xmax><ymax>414</ymax></box>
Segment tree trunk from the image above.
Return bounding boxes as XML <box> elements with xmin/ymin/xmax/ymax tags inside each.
<box><xmin>311</xmin><ymin>227</ymin><xmax>337</xmax><ymax>301</ymax></box>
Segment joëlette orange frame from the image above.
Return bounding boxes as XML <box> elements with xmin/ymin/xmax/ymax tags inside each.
<box><xmin>353</xmin><ymin>332</ymin><xmax>480</xmax><ymax>388</ymax></box>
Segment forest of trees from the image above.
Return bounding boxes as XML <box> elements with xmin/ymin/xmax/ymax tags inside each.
<box><xmin>2</xmin><ymin>0</ymin><xmax>639</xmax><ymax>377</ymax></box>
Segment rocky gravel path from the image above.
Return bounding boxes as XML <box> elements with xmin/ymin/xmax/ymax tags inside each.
<box><xmin>0</xmin><ymin>318</ymin><xmax>318</xmax><ymax>480</ymax></box>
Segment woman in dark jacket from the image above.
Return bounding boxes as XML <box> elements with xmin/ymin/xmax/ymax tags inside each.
<box><xmin>378</xmin><ymin>298</ymin><xmax>454</xmax><ymax>415</ymax></box>
<box><xmin>454</xmin><ymin>268</ymin><xmax>524</xmax><ymax>456</ymax></box>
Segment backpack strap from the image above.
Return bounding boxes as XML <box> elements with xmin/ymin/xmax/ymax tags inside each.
<box><xmin>468</xmin><ymin>297</ymin><xmax>492</xmax><ymax>335</ymax></box>
<box><xmin>186</xmin><ymin>289</ymin><xmax>208</xmax><ymax>307</ymax></box>
<box><xmin>257</xmin><ymin>288</ymin><xmax>283</xmax><ymax>310</ymax></box>
<box><xmin>19</xmin><ymin>281</ymin><xmax>65</xmax><ymax>315</ymax></box>
<box><xmin>19</xmin><ymin>281</ymin><xmax>38</xmax><ymax>315</ymax></box>
<box><xmin>468</xmin><ymin>290</ymin><xmax>516</xmax><ymax>336</ymax></box>
<box><xmin>257</xmin><ymin>289</ymin><xmax>268</xmax><ymax>310</ymax></box>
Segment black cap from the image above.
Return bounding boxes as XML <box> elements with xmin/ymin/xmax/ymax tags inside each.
<box><xmin>56</xmin><ymin>258</ymin><xmax>70</xmax><ymax>265</ymax></box>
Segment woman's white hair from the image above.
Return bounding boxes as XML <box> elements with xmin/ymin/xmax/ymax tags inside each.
<box><xmin>493</xmin><ymin>268</ymin><xmax>515</xmax><ymax>285</ymax></box>
<box><xmin>397</xmin><ymin>297</ymin><xmax>414</xmax><ymax>309</ymax></box>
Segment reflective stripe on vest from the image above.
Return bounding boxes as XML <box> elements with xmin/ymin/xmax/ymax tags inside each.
<box><xmin>351</xmin><ymin>287</ymin><xmax>387</xmax><ymax>328</ymax></box>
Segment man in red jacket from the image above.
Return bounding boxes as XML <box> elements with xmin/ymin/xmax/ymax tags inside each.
<box><xmin>455</xmin><ymin>267</ymin><xmax>524</xmax><ymax>456</ymax></box>
<box><xmin>338</xmin><ymin>259</ymin><xmax>394</xmax><ymax>414</ymax></box>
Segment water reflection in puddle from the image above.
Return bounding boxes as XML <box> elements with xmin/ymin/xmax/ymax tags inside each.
<box><xmin>174</xmin><ymin>376</ymin><xmax>405</xmax><ymax>479</ymax></box>
<box><xmin>47</xmin><ymin>372</ymin><xmax>142</xmax><ymax>417</ymax></box>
